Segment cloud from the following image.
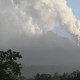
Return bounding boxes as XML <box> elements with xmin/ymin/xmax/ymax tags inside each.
<box><xmin>11</xmin><ymin>0</ymin><xmax>80</xmax><ymax>38</ymax></box>
<box><xmin>0</xmin><ymin>0</ymin><xmax>80</xmax><ymax>41</ymax></box>
<box><xmin>0</xmin><ymin>0</ymin><xmax>80</xmax><ymax>65</ymax></box>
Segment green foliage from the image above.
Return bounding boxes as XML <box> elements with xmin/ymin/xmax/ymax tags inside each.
<box><xmin>0</xmin><ymin>49</ymin><xmax>22</xmax><ymax>80</ymax></box>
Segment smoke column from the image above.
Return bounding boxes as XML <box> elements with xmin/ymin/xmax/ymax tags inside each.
<box><xmin>0</xmin><ymin>0</ymin><xmax>80</xmax><ymax>44</ymax></box>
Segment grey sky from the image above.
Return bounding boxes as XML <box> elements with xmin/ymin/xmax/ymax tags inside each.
<box><xmin>1</xmin><ymin>32</ymin><xmax>80</xmax><ymax>66</ymax></box>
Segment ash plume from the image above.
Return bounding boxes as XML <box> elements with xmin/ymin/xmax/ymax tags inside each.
<box><xmin>0</xmin><ymin>0</ymin><xmax>80</xmax><ymax>43</ymax></box>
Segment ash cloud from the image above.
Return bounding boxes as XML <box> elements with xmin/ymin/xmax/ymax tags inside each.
<box><xmin>0</xmin><ymin>0</ymin><xmax>80</xmax><ymax>41</ymax></box>
<box><xmin>0</xmin><ymin>0</ymin><xmax>80</xmax><ymax>66</ymax></box>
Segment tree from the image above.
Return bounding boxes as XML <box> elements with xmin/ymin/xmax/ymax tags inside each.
<box><xmin>53</xmin><ymin>72</ymin><xmax>60</xmax><ymax>80</ymax></box>
<box><xmin>34</xmin><ymin>73</ymin><xmax>40</xmax><ymax>80</ymax></box>
<box><xmin>0</xmin><ymin>49</ymin><xmax>22</xmax><ymax>80</ymax></box>
<box><xmin>34</xmin><ymin>73</ymin><xmax>52</xmax><ymax>80</ymax></box>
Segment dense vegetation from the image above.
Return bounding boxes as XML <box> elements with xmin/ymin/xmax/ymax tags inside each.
<box><xmin>1</xmin><ymin>50</ymin><xmax>80</xmax><ymax>80</ymax></box>
<box><xmin>20</xmin><ymin>70</ymin><xmax>80</xmax><ymax>80</ymax></box>
<box><xmin>0</xmin><ymin>49</ymin><xmax>22</xmax><ymax>80</ymax></box>
<box><xmin>32</xmin><ymin>71</ymin><xmax>80</xmax><ymax>80</ymax></box>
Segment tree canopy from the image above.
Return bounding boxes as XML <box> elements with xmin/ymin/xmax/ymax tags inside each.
<box><xmin>0</xmin><ymin>49</ymin><xmax>22</xmax><ymax>80</ymax></box>
<box><xmin>33</xmin><ymin>71</ymin><xmax>80</xmax><ymax>80</ymax></box>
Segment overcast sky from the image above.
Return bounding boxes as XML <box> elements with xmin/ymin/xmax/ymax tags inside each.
<box><xmin>0</xmin><ymin>0</ymin><xmax>80</xmax><ymax>66</ymax></box>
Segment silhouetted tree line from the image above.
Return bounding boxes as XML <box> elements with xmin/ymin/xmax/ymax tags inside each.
<box><xmin>31</xmin><ymin>70</ymin><xmax>80</xmax><ymax>80</ymax></box>
<box><xmin>1</xmin><ymin>50</ymin><xmax>80</xmax><ymax>80</ymax></box>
